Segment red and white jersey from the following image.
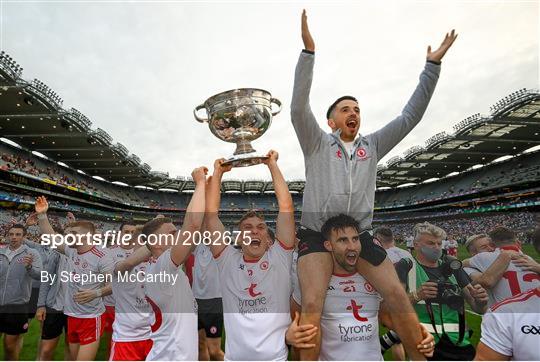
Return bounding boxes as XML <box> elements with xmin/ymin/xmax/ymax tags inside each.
<box><xmin>193</xmin><ymin>244</ymin><xmax>221</xmax><ymax>299</ymax></box>
<box><xmin>144</xmin><ymin>249</ymin><xmax>197</xmax><ymax>361</ymax></box>
<box><xmin>295</xmin><ymin>272</ymin><xmax>382</xmax><ymax>361</ymax></box>
<box><xmin>111</xmin><ymin>247</ymin><xmax>152</xmax><ymax>342</ymax></box>
<box><xmin>215</xmin><ymin>241</ymin><xmax>293</xmax><ymax>361</ymax></box>
<box><xmin>480</xmin><ymin>288</ymin><xmax>540</xmax><ymax>361</ymax></box>
<box><xmin>63</xmin><ymin>246</ymin><xmax>115</xmax><ymax>318</ymax></box>
<box><xmin>469</xmin><ymin>248</ymin><xmax>540</xmax><ymax>307</ymax></box>
<box><xmin>385</xmin><ymin>246</ymin><xmax>413</xmax><ymax>264</ymax></box>
<box><xmin>103</xmin><ymin>246</ymin><xmax>122</xmax><ymax>307</ymax></box>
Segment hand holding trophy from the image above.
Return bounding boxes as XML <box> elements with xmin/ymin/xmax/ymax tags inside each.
<box><xmin>194</xmin><ymin>88</ymin><xmax>281</xmax><ymax>167</ymax></box>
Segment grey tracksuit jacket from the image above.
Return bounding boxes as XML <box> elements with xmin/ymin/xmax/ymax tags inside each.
<box><xmin>0</xmin><ymin>244</ymin><xmax>42</xmax><ymax>305</ymax></box>
<box><xmin>291</xmin><ymin>50</ymin><xmax>440</xmax><ymax>231</ymax></box>
<box><xmin>37</xmin><ymin>250</ymin><xmax>66</xmax><ymax>311</ymax></box>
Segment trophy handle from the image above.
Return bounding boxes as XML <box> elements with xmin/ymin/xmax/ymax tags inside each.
<box><xmin>193</xmin><ymin>104</ymin><xmax>208</xmax><ymax>123</ymax></box>
<box><xmin>270</xmin><ymin>98</ymin><xmax>282</xmax><ymax>116</ymax></box>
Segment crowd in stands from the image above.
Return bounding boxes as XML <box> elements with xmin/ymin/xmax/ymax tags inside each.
<box><xmin>385</xmin><ymin>212</ymin><xmax>538</xmax><ymax>245</ymax></box>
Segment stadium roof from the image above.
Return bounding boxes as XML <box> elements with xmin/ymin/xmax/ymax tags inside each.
<box><xmin>1</xmin><ymin>51</ymin><xmax>539</xmax><ymax>192</ymax></box>
<box><xmin>376</xmin><ymin>89</ymin><xmax>540</xmax><ymax>187</ymax></box>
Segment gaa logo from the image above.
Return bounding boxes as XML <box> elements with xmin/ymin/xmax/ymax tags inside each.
<box><xmin>356</xmin><ymin>147</ymin><xmax>367</xmax><ymax>159</ymax></box>
<box><xmin>521</xmin><ymin>325</ymin><xmax>539</xmax><ymax>335</ymax></box>
<box><xmin>260</xmin><ymin>261</ymin><xmax>269</xmax><ymax>270</ymax></box>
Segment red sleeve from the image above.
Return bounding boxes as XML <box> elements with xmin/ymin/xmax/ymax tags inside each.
<box><xmin>184</xmin><ymin>253</ymin><xmax>195</xmax><ymax>287</ymax></box>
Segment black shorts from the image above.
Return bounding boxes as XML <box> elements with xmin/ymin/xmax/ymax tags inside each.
<box><xmin>196</xmin><ymin>298</ymin><xmax>223</xmax><ymax>338</ymax></box>
<box><xmin>0</xmin><ymin>304</ymin><xmax>30</xmax><ymax>335</ymax></box>
<box><xmin>297</xmin><ymin>226</ymin><xmax>387</xmax><ymax>266</ymax></box>
<box><xmin>41</xmin><ymin>308</ymin><xmax>67</xmax><ymax>340</ymax></box>
<box><xmin>27</xmin><ymin>287</ymin><xmax>40</xmax><ymax>319</ymax></box>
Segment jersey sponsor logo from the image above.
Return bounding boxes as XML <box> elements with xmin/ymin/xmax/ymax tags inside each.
<box><xmin>238</xmin><ymin>264</ymin><xmax>245</xmax><ymax>270</ymax></box>
<box><xmin>244</xmin><ymin>283</ymin><xmax>262</xmax><ymax>298</ymax></box>
<box><xmin>339</xmin><ymin>279</ymin><xmax>355</xmax><ymax>285</ymax></box>
<box><xmin>346</xmin><ymin>300</ymin><xmax>368</xmax><ymax>322</ymax></box>
<box><xmin>260</xmin><ymin>261</ymin><xmax>269</xmax><ymax>270</ymax></box>
<box><xmin>338</xmin><ymin>323</ymin><xmax>375</xmax><ymax>343</ymax></box>
<box><xmin>521</xmin><ymin>325</ymin><xmax>540</xmax><ymax>335</ymax></box>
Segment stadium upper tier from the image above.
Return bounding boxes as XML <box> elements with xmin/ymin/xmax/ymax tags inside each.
<box><xmin>0</xmin><ymin>51</ymin><xmax>539</xmax><ymax>209</ymax></box>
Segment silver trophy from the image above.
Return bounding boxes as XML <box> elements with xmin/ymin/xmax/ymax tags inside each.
<box><xmin>194</xmin><ymin>88</ymin><xmax>281</xmax><ymax>167</ymax></box>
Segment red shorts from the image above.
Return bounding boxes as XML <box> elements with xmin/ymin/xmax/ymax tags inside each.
<box><xmin>103</xmin><ymin>305</ymin><xmax>115</xmax><ymax>333</ymax></box>
<box><xmin>67</xmin><ymin>314</ymin><xmax>105</xmax><ymax>345</ymax></box>
<box><xmin>109</xmin><ymin>339</ymin><xmax>153</xmax><ymax>361</ymax></box>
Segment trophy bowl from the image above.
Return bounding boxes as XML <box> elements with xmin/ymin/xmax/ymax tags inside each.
<box><xmin>194</xmin><ymin>88</ymin><xmax>281</xmax><ymax>167</ymax></box>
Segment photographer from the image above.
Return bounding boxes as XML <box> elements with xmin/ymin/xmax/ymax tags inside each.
<box><xmin>395</xmin><ymin>222</ymin><xmax>489</xmax><ymax>360</ymax></box>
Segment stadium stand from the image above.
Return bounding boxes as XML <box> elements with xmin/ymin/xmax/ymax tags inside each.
<box><xmin>0</xmin><ymin>50</ymin><xmax>538</xmax><ymax>230</ymax></box>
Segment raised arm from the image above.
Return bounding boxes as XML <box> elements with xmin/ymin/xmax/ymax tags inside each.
<box><xmin>468</xmin><ymin>251</ymin><xmax>513</xmax><ymax>289</ymax></box>
<box><xmin>291</xmin><ymin>10</ymin><xmax>324</xmax><ymax>157</ymax></box>
<box><xmin>205</xmin><ymin>159</ymin><xmax>231</xmax><ymax>258</ymax></box>
<box><xmin>171</xmin><ymin>166</ymin><xmax>207</xmax><ymax>267</ymax></box>
<box><xmin>369</xmin><ymin>30</ymin><xmax>457</xmax><ymax>160</ymax></box>
<box><xmin>264</xmin><ymin>150</ymin><xmax>295</xmax><ymax>248</ymax></box>
<box><xmin>34</xmin><ymin>196</ymin><xmax>66</xmax><ymax>254</ymax></box>
<box><xmin>114</xmin><ymin>246</ymin><xmax>151</xmax><ymax>274</ymax></box>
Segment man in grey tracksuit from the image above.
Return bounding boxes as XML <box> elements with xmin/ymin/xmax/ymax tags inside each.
<box><xmin>0</xmin><ymin>224</ymin><xmax>42</xmax><ymax>360</ymax></box>
<box><xmin>292</xmin><ymin>10</ymin><xmax>457</xmax><ymax>360</ymax></box>
<box><xmin>36</xmin><ymin>249</ymin><xmax>70</xmax><ymax>360</ymax></box>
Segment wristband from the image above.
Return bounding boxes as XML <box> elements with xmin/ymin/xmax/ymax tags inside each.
<box><xmin>96</xmin><ymin>289</ymin><xmax>102</xmax><ymax>298</ymax></box>
<box><xmin>37</xmin><ymin>213</ymin><xmax>47</xmax><ymax>221</ymax></box>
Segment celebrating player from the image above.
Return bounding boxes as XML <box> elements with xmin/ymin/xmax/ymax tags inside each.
<box><xmin>35</xmin><ymin>196</ymin><xmax>114</xmax><ymax>361</ymax></box>
<box><xmin>205</xmin><ymin>151</ymin><xmax>317</xmax><ymax>360</ymax></box>
<box><xmin>120</xmin><ymin>166</ymin><xmax>207</xmax><ymax>361</ymax></box>
<box><xmin>465</xmin><ymin>226</ymin><xmax>540</xmax><ymax>307</ymax></box>
<box><xmin>293</xmin><ymin>215</ymin><xmax>435</xmax><ymax>360</ymax></box>
<box><xmin>291</xmin><ymin>9</ymin><xmax>457</xmax><ymax>359</ymax></box>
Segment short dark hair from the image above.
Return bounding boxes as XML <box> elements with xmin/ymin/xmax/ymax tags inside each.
<box><xmin>321</xmin><ymin>214</ymin><xmax>360</xmax><ymax>240</ymax></box>
<box><xmin>8</xmin><ymin>224</ymin><xmax>27</xmax><ymax>236</ymax></box>
<box><xmin>326</xmin><ymin>95</ymin><xmax>358</xmax><ymax>119</ymax></box>
<box><xmin>374</xmin><ymin>226</ymin><xmax>393</xmax><ymax>243</ymax></box>
<box><xmin>141</xmin><ymin>217</ymin><xmax>172</xmax><ymax>238</ymax></box>
<box><xmin>119</xmin><ymin>222</ymin><xmax>136</xmax><ymax>232</ymax></box>
<box><xmin>488</xmin><ymin>226</ymin><xmax>516</xmax><ymax>247</ymax></box>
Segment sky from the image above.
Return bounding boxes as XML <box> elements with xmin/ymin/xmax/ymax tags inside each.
<box><xmin>1</xmin><ymin>0</ymin><xmax>538</xmax><ymax>183</ymax></box>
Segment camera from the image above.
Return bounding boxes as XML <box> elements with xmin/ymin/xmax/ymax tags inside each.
<box><xmin>380</xmin><ymin>330</ymin><xmax>401</xmax><ymax>354</ymax></box>
<box><xmin>429</xmin><ymin>255</ymin><xmax>471</xmax><ymax>310</ymax></box>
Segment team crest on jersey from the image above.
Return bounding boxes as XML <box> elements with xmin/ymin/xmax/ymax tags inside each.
<box><xmin>260</xmin><ymin>261</ymin><xmax>269</xmax><ymax>270</ymax></box>
<box><xmin>15</xmin><ymin>257</ymin><xmax>25</xmax><ymax>264</ymax></box>
<box><xmin>244</xmin><ymin>283</ymin><xmax>262</xmax><ymax>297</ymax></box>
<box><xmin>346</xmin><ymin>300</ymin><xmax>368</xmax><ymax>322</ymax></box>
<box><xmin>356</xmin><ymin>147</ymin><xmax>367</xmax><ymax>158</ymax></box>
<box><xmin>82</xmin><ymin>261</ymin><xmax>88</xmax><ymax>269</ymax></box>
<box><xmin>336</xmin><ymin>149</ymin><xmax>343</xmax><ymax>159</ymax></box>
<box><xmin>364</xmin><ymin>282</ymin><xmax>375</xmax><ymax>293</ymax></box>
